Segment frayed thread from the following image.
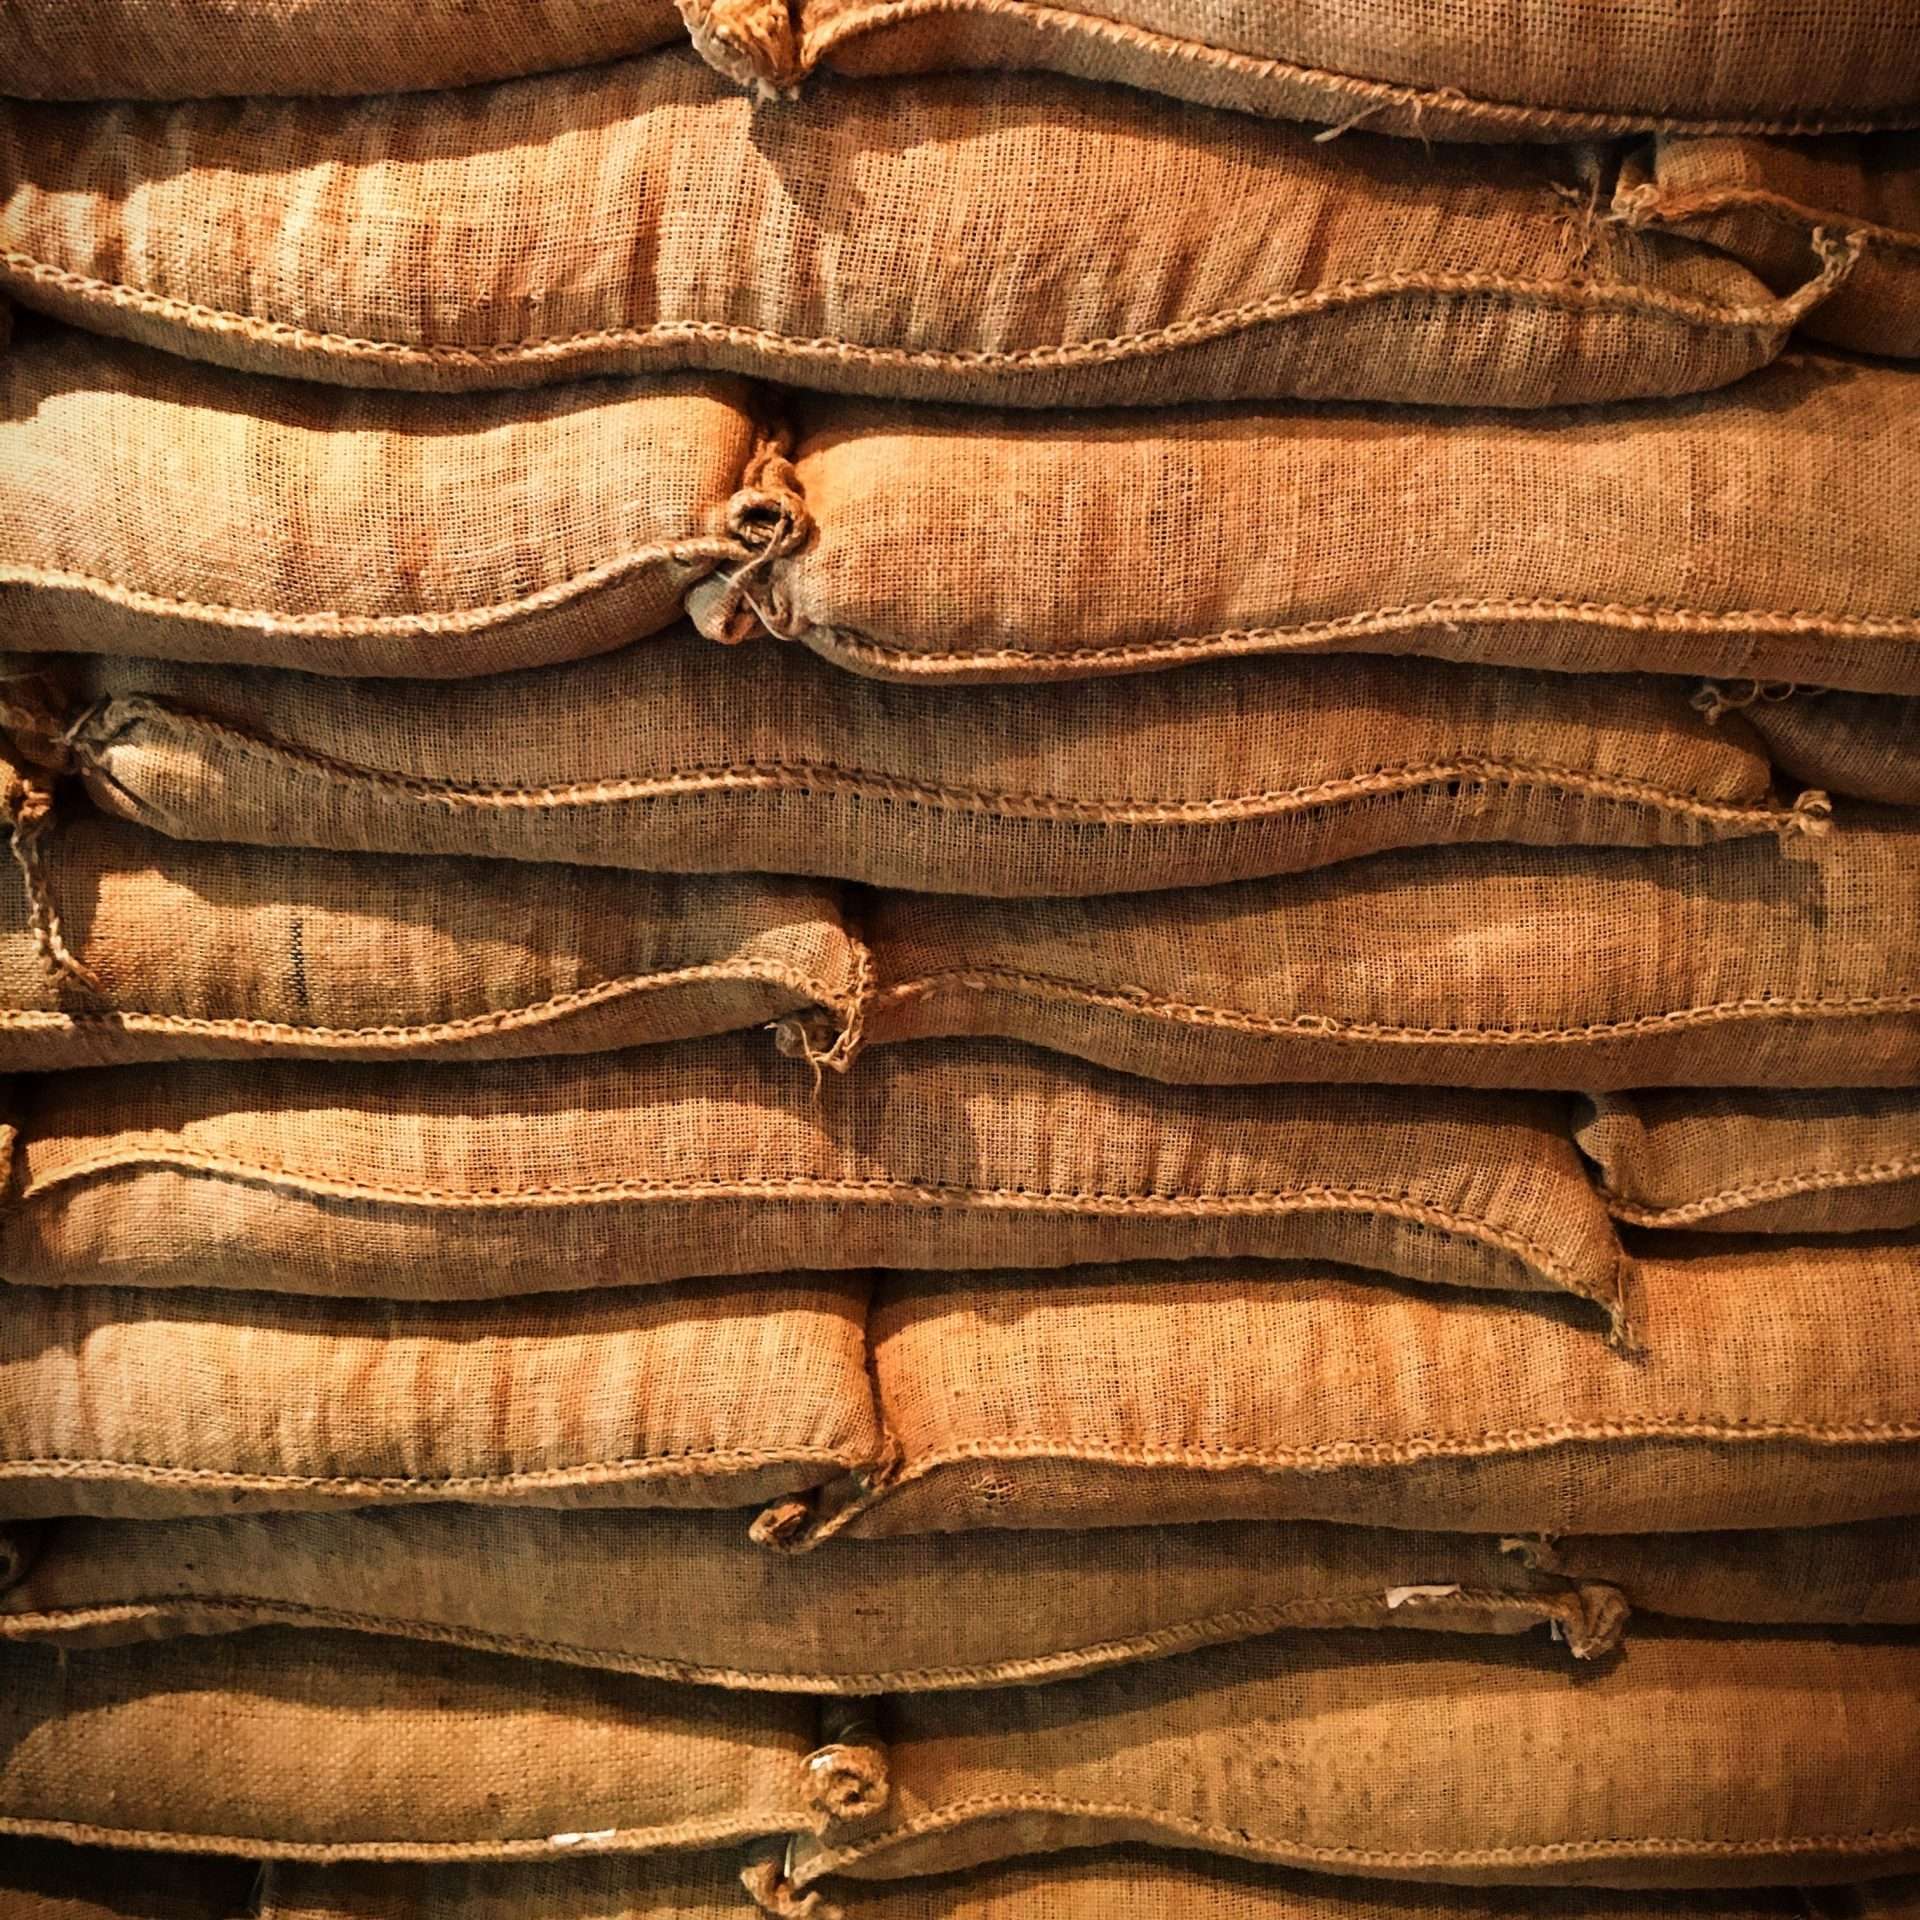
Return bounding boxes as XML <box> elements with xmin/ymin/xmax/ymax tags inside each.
<box><xmin>677</xmin><ymin>0</ymin><xmax>805</xmax><ymax>98</ymax></box>
<box><xmin>3</xmin><ymin>761</ymin><xmax>103</xmax><ymax>995</ymax></box>
<box><xmin>742</xmin><ymin>1853</ymin><xmax>842</xmax><ymax>1920</ymax></box>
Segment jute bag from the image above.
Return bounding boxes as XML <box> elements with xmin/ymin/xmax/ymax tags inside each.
<box><xmin>0</xmin><ymin>1839</ymin><xmax>257</xmax><ymax>1920</ymax></box>
<box><xmin>679</xmin><ymin>0</ymin><xmax>1920</xmax><ymax>140</ymax></box>
<box><xmin>856</xmin><ymin>814</ymin><xmax>1920</xmax><ymax>1089</ymax></box>
<box><xmin>1577</xmin><ymin>1090</ymin><xmax>1920</xmax><ymax>1234</ymax></box>
<box><xmin>0</xmin><ymin>1037</ymin><xmax>1629</xmax><ymax>1317</ymax></box>
<box><xmin>0</xmin><ymin>1273</ymin><xmax>879</xmax><ymax>1520</ymax></box>
<box><xmin>1616</xmin><ymin>136</ymin><xmax>1920</xmax><ymax>357</ymax></box>
<box><xmin>0</xmin><ymin>1629</ymin><xmax>831</xmax><ymax>1860</ymax></box>
<box><xmin>765</xmin><ymin>1235</ymin><xmax>1920</xmax><ymax>1545</ymax></box>
<box><xmin>0</xmin><ymin>329</ymin><xmax>765</xmax><ymax>677</ymax></box>
<box><xmin>777</xmin><ymin>1628</ymin><xmax>1920</xmax><ymax>1893</ymax></box>
<box><xmin>0</xmin><ymin>57</ymin><xmax>1839</xmax><ymax>408</ymax></box>
<box><xmin>723</xmin><ymin>358</ymin><xmax>1920</xmax><ymax>695</ymax></box>
<box><xmin>1733</xmin><ymin>688</ymin><xmax>1920</xmax><ymax>807</ymax></box>
<box><xmin>0</xmin><ymin>813</ymin><xmax>864</xmax><ymax>1073</ymax></box>
<box><xmin>12</xmin><ymin>1507</ymin><xmax>1920</xmax><ymax>1686</ymax></box>
<box><xmin>31</xmin><ymin>637</ymin><xmax>1827</xmax><ymax>894</ymax></box>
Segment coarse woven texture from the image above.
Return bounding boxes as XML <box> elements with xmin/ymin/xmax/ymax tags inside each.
<box><xmin>0</xmin><ymin>56</ymin><xmax>1840</xmax><ymax>407</ymax></box>
<box><xmin>0</xmin><ymin>812</ymin><xmax>863</xmax><ymax>1071</ymax></box>
<box><xmin>26</xmin><ymin>636</ymin><xmax>1827</xmax><ymax>896</ymax></box>
<box><xmin>0</xmin><ymin>1508</ymin><xmax>1643</xmax><ymax>1685</ymax></box>
<box><xmin>13</xmin><ymin>1508</ymin><xmax>1920</xmax><ymax>1687</ymax></box>
<box><xmin>688</xmin><ymin>0</ymin><xmax>1920</xmax><ymax>140</ymax></box>
<box><xmin>0</xmin><ymin>329</ymin><xmax>763</xmax><ymax>678</ymax></box>
<box><xmin>0</xmin><ymin>1035</ymin><xmax>1628</xmax><ymax>1316</ymax></box>
<box><xmin>1577</xmin><ymin>1090</ymin><xmax>1920</xmax><ymax>1234</ymax></box>
<box><xmin>1617</xmin><ymin>135</ymin><xmax>1920</xmax><ymax>357</ymax></box>
<box><xmin>0</xmin><ymin>1272</ymin><xmax>878</xmax><ymax>1520</ymax></box>
<box><xmin>856</xmin><ymin>812</ymin><xmax>1920</xmax><ymax>1089</ymax></box>
<box><xmin>778</xmin><ymin>1235</ymin><xmax>1920</xmax><ymax>1544</ymax></box>
<box><xmin>0</xmin><ymin>1628</ymin><xmax>823</xmax><ymax>1860</ymax></box>
<box><xmin>1734</xmin><ymin>689</ymin><xmax>1920</xmax><ymax>808</ymax></box>
<box><xmin>738</xmin><ymin>357</ymin><xmax>1920</xmax><ymax>695</ymax></box>
<box><xmin>0</xmin><ymin>0</ymin><xmax>684</xmax><ymax>97</ymax></box>
<box><xmin>783</xmin><ymin>1626</ymin><xmax>1920</xmax><ymax>1891</ymax></box>
<box><xmin>250</xmin><ymin>1853</ymin><xmax>1920</xmax><ymax>1920</ymax></box>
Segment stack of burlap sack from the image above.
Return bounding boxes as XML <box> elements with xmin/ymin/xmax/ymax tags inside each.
<box><xmin>0</xmin><ymin>4</ymin><xmax>1917</xmax><ymax>1916</ymax></box>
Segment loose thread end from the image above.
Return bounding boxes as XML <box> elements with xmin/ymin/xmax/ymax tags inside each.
<box><xmin>5</xmin><ymin>769</ymin><xmax>105</xmax><ymax>997</ymax></box>
<box><xmin>742</xmin><ymin>1855</ymin><xmax>842</xmax><ymax>1920</ymax></box>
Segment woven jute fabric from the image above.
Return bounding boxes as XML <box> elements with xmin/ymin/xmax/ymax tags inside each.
<box><xmin>0</xmin><ymin>329</ymin><xmax>763</xmax><ymax>678</ymax></box>
<box><xmin>0</xmin><ymin>58</ymin><xmax>1839</xmax><ymax>409</ymax></box>
<box><xmin>732</xmin><ymin>358</ymin><xmax>1920</xmax><ymax>695</ymax></box>
<box><xmin>0</xmin><ymin>0</ymin><xmax>684</xmax><ymax>98</ymax></box>
<box><xmin>248</xmin><ymin>1854</ymin><xmax>1920</xmax><ymax>1920</ymax></box>
<box><xmin>682</xmin><ymin>0</ymin><xmax>1920</xmax><ymax>140</ymax></box>
<box><xmin>770</xmin><ymin>1235</ymin><xmax>1920</xmax><ymax>1545</ymax></box>
<box><xmin>1617</xmin><ymin>136</ymin><xmax>1920</xmax><ymax>358</ymax></box>
<box><xmin>0</xmin><ymin>1273</ymin><xmax>878</xmax><ymax>1520</ymax></box>
<box><xmin>11</xmin><ymin>1507</ymin><xmax>1920</xmax><ymax>1688</ymax></box>
<box><xmin>0</xmin><ymin>1629</ymin><xmax>826</xmax><ymax>1861</ymax></box>
<box><xmin>1577</xmin><ymin>1090</ymin><xmax>1920</xmax><ymax>1234</ymax></box>
<box><xmin>0</xmin><ymin>813</ymin><xmax>864</xmax><ymax>1072</ymax></box>
<box><xmin>1735</xmin><ymin>689</ymin><xmax>1920</xmax><ymax>808</ymax></box>
<box><xmin>0</xmin><ymin>1037</ymin><xmax>1628</xmax><ymax>1316</ymax></box>
<box><xmin>857</xmin><ymin>813</ymin><xmax>1920</xmax><ymax>1089</ymax></box>
<box><xmin>780</xmin><ymin>1627</ymin><xmax>1920</xmax><ymax>1892</ymax></box>
<box><xmin>29</xmin><ymin>636</ymin><xmax>1826</xmax><ymax>895</ymax></box>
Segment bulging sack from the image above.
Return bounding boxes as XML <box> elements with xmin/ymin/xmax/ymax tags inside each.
<box><xmin>730</xmin><ymin>358</ymin><xmax>1920</xmax><ymax>695</ymax></box>
<box><xmin>0</xmin><ymin>1273</ymin><xmax>879</xmax><ymax>1520</ymax></box>
<box><xmin>0</xmin><ymin>1037</ymin><xmax>1630</xmax><ymax>1319</ymax></box>
<box><xmin>857</xmin><ymin>814</ymin><xmax>1920</xmax><ymax>1089</ymax></box>
<box><xmin>30</xmin><ymin>637</ymin><xmax>1826</xmax><ymax>894</ymax></box>
<box><xmin>1577</xmin><ymin>1089</ymin><xmax>1920</xmax><ymax>1234</ymax></box>
<box><xmin>0</xmin><ymin>57</ymin><xmax>1838</xmax><ymax>407</ymax></box>
<box><xmin>1617</xmin><ymin>136</ymin><xmax>1920</xmax><ymax>358</ymax></box>
<box><xmin>0</xmin><ymin>329</ymin><xmax>765</xmax><ymax>678</ymax></box>
<box><xmin>0</xmin><ymin>1629</ymin><xmax>826</xmax><ymax>1860</ymax></box>
<box><xmin>11</xmin><ymin>1506</ymin><xmax>1920</xmax><ymax>1689</ymax></box>
<box><xmin>1730</xmin><ymin>687</ymin><xmax>1920</xmax><ymax>807</ymax></box>
<box><xmin>768</xmin><ymin>1235</ymin><xmax>1920</xmax><ymax>1545</ymax></box>
<box><xmin>779</xmin><ymin>1628</ymin><xmax>1920</xmax><ymax>1893</ymax></box>
<box><xmin>0</xmin><ymin>812</ymin><xmax>863</xmax><ymax>1073</ymax></box>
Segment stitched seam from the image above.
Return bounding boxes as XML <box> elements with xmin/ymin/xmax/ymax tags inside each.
<box><xmin>806</xmin><ymin>0</ymin><xmax>1920</xmax><ymax>139</ymax></box>
<box><xmin>0</xmin><ymin>1444</ymin><xmax>863</xmax><ymax>1493</ymax></box>
<box><xmin>0</xmin><ymin>541</ymin><xmax>738</xmax><ymax>636</ymax></box>
<box><xmin>5</xmin><ymin>1159</ymin><xmax>1605</xmax><ymax>1294</ymax></box>
<box><xmin>94</xmin><ymin>705</ymin><xmax>1791</xmax><ymax>830</ymax></box>
<box><xmin>1627</xmin><ymin>187</ymin><xmax>1920</xmax><ymax>255</ymax></box>
<box><xmin>0</xmin><ymin>958</ymin><xmax>846</xmax><ymax>1046</ymax></box>
<box><xmin>0</xmin><ymin>248</ymin><xmax>1841</xmax><ymax>370</ymax></box>
<box><xmin>1604</xmin><ymin>1157</ymin><xmax>1920</xmax><ymax>1225</ymax></box>
<box><xmin>871</xmin><ymin>968</ymin><xmax>1920</xmax><ymax>1043</ymax></box>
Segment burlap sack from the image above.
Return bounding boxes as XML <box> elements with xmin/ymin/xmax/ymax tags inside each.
<box><xmin>0</xmin><ymin>1037</ymin><xmax>1628</xmax><ymax>1318</ymax></box>
<box><xmin>30</xmin><ymin>637</ymin><xmax>1828</xmax><ymax>895</ymax></box>
<box><xmin>0</xmin><ymin>57</ymin><xmax>1839</xmax><ymax>407</ymax></box>
<box><xmin>1731</xmin><ymin>688</ymin><xmax>1920</xmax><ymax>807</ymax></box>
<box><xmin>0</xmin><ymin>811</ymin><xmax>863</xmax><ymax>1072</ymax></box>
<box><xmin>767</xmin><ymin>1235</ymin><xmax>1920</xmax><ymax>1545</ymax></box>
<box><xmin>0</xmin><ymin>328</ymin><xmax>764</xmax><ymax>677</ymax></box>
<box><xmin>250</xmin><ymin>1854</ymin><xmax>1920</xmax><ymax>1920</ymax></box>
<box><xmin>857</xmin><ymin>813</ymin><xmax>1920</xmax><ymax>1089</ymax></box>
<box><xmin>729</xmin><ymin>357</ymin><xmax>1920</xmax><ymax>695</ymax></box>
<box><xmin>11</xmin><ymin>1506</ymin><xmax>1920</xmax><ymax>1687</ymax></box>
<box><xmin>1577</xmin><ymin>1090</ymin><xmax>1920</xmax><ymax>1234</ymax></box>
<box><xmin>1617</xmin><ymin>136</ymin><xmax>1920</xmax><ymax>357</ymax></box>
<box><xmin>0</xmin><ymin>0</ymin><xmax>683</xmax><ymax>97</ymax></box>
<box><xmin>0</xmin><ymin>1273</ymin><xmax>878</xmax><ymax>1520</ymax></box>
<box><xmin>680</xmin><ymin>0</ymin><xmax>1920</xmax><ymax>140</ymax></box>
<box><xmin>0</xmin><ymin>1839</ymin><xmax>257</xmax><ymax>1919</ymax></box>
<box><xmin>779</xmin><ymin>1628</ymin><xmax>1920</xmax><ymax>1892</ymax></box>
<box><xmin>0</xmin><ymin>1629</ymin><xmax>829</xmax><ymax>1860</ymax></box>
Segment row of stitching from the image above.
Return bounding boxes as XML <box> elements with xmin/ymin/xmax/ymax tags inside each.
<box><xmin>0</xmin><ymin>246</ymin><xmax>1845</xmax><ymax>368</ymax></box>
<box><xmin>871</xmin><ymin>967</ymin><xmax>1920</xmax><ymax>1041</ymax></box>
<box><xmin>1603</xmin><ymin>1157</ymin><xmax>1920</xmax><ymax>1225</ymax></box>
<box><xmin>808</xmin><ymin>0</ymin><xmax>1920</xmax><ymax>140</ymax></box>
<box><xmin>1622</xmin><ymin>185</ymin><xmax>1920</xmax><ymax>254</ymax></box>
<box><xmin>91</xmin><ymin>702</ymin><xmax>1796</xmax><ymax>830</ymax></box>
